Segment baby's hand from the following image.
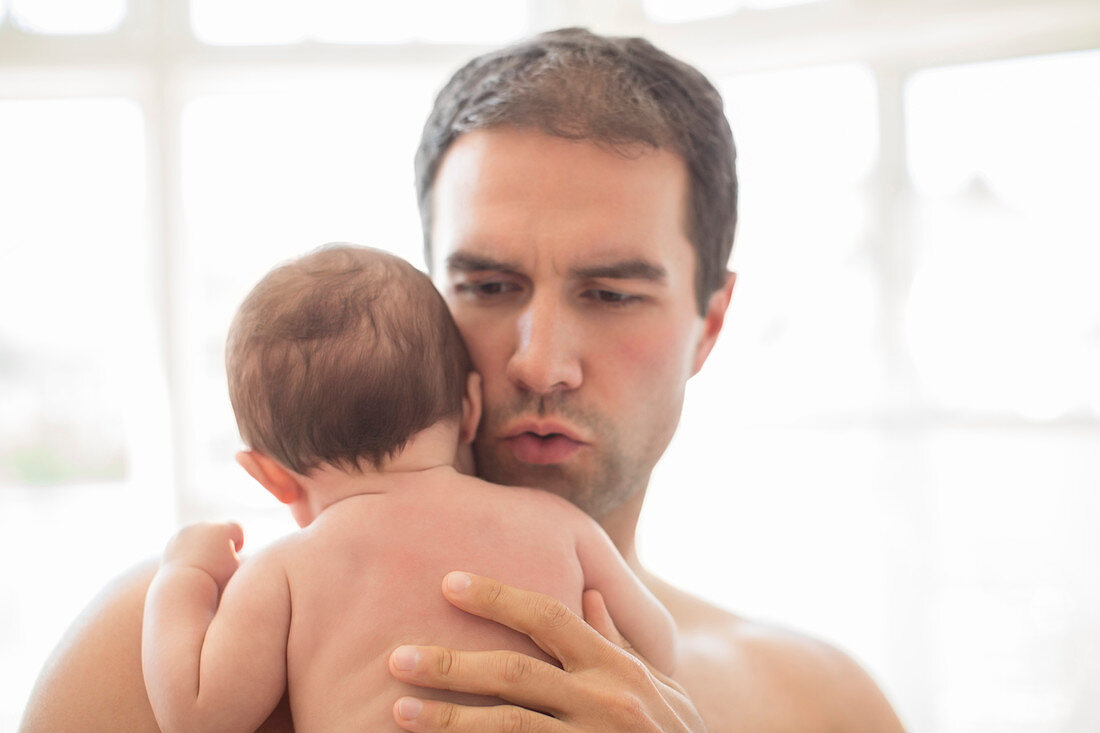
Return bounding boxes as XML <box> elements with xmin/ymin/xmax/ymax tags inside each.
<box><xmin>162</xmin><ymin>521</ymin><xmax>245</xmax><ymax>589</ymax></box>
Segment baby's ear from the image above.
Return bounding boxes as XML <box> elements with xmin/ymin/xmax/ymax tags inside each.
<box><xmin>235</xmin><ymin>451</ymin><xmax>303</xmax><ymax>504</ymax></box>
<box><xmin>458</xmin><ymin>371</ymin><xmax>483</xmax><ymax>445</ymax></box>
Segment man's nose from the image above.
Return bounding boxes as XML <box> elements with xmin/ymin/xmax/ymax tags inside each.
<box><xmin>505</xmin><ymin>293</ymin><xmax>582</xmax><ymax>395</ymax></box>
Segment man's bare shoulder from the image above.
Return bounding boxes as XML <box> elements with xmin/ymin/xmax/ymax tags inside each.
<box><xmin>20</xmin><ymin>556</ymin><xmax>294</xmax><ymax>733</ymax></box>
<box><xmin>20</xmin><ymin>558</ymin><xmax>160</xmax><ymax>733</ymax></box>
<box><xmin>645</xmin><ymin>574</ymin><xmax>905</xmax><ymax>732</ymax></box>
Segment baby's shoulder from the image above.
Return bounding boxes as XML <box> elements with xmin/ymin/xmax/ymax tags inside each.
<box><xmin>238</xmin><ymin>530</ymin><xmax>303</xmax><ymax>570</ymax></box>
<box><xmin>218</xmin><ymin>532</ymin><xmax>304</xmax><ymax>598</ymax></box>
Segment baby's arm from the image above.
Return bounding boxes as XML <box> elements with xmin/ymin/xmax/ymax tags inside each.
<box><xmin>573</xmin><ymin>515</ymin><xmax>678</xmax><ymax>676</ymax></box>
<box><xmin>142</xmin><ymin>522</ymin><xmax>292</xmax><ymax>733</ymax></box>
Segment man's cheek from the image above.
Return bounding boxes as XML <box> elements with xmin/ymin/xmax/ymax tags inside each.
<box><xmin>457</xmin><ymin>323</ymin><xmax>507</xmax><ymax>377</ymax></box>
<box><xmin>614</xmin><ymin>324</ymin><xmax>688</xmax><ymax>377</ymax></box>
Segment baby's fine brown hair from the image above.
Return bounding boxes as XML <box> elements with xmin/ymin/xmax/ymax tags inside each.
<box><xmin>226</xmin><ymin>244</ymin><xmax>472</xmax><ymax>474</ymax></box>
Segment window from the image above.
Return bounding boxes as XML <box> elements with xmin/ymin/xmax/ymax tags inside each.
<box><xmin>905</xmin><ymin>51</ymin><xmax>1100</xmax><ymax>420</ymax></box>
<box><xmin>718</xmin><ymin>63</ymin><xmax>882</xmax><ymax>421</ymax></box>
<box><xmin>0</xmin><ymin>97</ymin><xmax>147</xmax><ymax>485</ymax></box>
<box><xmin>0</xmin><ymin>92</ymin><xmax>173</xmax><ymax>728</ymax></box>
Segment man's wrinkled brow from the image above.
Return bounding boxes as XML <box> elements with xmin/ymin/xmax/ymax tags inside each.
<box><xmin>445</xmin><ymin>253</ymin><xmax>668</xmax><ymax>283</ymax></box>
<box><xmin>445</xmin><ymin>253</ymin><xmax>519</xmax><ymax>273</ymax></box>
<box><xmin>572</xmin><ymin>259</ymin><xmax>667</xmax><ymax>282</ymax></box>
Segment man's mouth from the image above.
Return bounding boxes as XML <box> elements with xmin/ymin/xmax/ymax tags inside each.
<box><xmin>503</xmin><ymin>431</ymin><xmax>585</xmax><ymax>465</ymax></box>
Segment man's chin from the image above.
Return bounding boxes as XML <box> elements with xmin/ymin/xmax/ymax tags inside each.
<box><xmin>473</xmin><ymin>446</ymin><xmax>631</xmax><ymax>520</ymax></box>
<box><xmin>474</xmin><ymin>447</ymin><xmax>585</xmax><ymax>499</ymax></box>
<box><xmin>474</xmin><ymin>451</ymin><xmax>573</xmax><ymax>492</ymax></box>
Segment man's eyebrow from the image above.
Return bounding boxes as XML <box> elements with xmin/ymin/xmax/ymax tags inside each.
<box><xmin>445</xmin><ymin>253</ymin><xmax>519</xmax><ymax>273</ymax></box>
<box><xmin>571</xmin><ymin>259</ymin><xmax>668</xmax><ymax>282</ymax></box>
<box><xmin>445</xmin><ymin>253</ymin><xmax>667</xmax><ymax>282</ymax></box>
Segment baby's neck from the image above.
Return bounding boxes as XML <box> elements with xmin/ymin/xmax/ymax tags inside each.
<box><xmin>305</xmin><ymin>463</ymin><xmax>457</xmax><ymax>514</ymax></box>
<box><xmin>299</xmin><ymin>421</ymin><xmax>462</xmax><ymax>516</ymax></box>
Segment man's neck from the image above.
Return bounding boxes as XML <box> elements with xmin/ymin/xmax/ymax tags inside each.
<box><xmin>597</xmin><ymin>487</ymin><xmax>647</xmax><ymax>574</ymax></box>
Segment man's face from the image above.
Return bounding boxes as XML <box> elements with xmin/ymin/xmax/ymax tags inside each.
<box><xmin>430</xmin><ymin>128</ymin><xmax>722</xmax><ymax>519</ymax></box>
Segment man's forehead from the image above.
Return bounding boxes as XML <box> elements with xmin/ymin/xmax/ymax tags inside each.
<box><xmin>427</xmin><ymin>128</ymin><xmax>695</xmax><ymax>282</ymax></box>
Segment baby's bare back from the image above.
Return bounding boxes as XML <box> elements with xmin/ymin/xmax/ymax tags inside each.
<box><xmin>277</xmin><ymin>475</ymin><xmax>586</xmax><ymax>732</ymax></box>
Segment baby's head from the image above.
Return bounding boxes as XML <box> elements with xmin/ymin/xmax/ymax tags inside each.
<box><xmin>227</xmin><ymin>244</ymin><xmax>474</xmax><ymax>476</ymax></box>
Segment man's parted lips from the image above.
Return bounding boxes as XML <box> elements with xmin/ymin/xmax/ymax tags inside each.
<box><xmin>500</xmin><ymin>420</ymin><xmax>588</xmax><ymax>444</ymax></box>
<box><xmin>500</xmin><ymin>423</ymin><xmax>588</xmax><ymax>466</ymax></box>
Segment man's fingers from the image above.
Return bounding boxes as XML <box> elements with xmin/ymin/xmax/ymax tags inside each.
<box><xmin>392</xmin><ymin>697</ymin><xmax>565</xmax><ymax>732</ymax></box>
<box><xmin>581</xmin><ymin>588</ymin><xmax>683</xmax><ymax>689</ymax></box>
<box><xmin>441</xmin><ymin>572</ymin><xmax>606</xmax><ymax>669</ymax></box>
<box><xmin>389</xmin><ymin>645</ymin><xmax>571</xmax><ymax>714</ymax></box>
<box><xmin>393</xmin><ymin>575</ymin><xmax>704</xmax><ymax>731</ymax></box>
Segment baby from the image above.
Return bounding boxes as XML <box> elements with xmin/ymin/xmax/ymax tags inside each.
<box><xmin>141</xmin><ymin>244</ymin><xmax>676</xmax><ymax>732</ymax></box>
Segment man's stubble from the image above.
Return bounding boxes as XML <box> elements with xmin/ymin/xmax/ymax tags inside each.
<box><xmin>472</xmin><ymin>392</ymin><xmax>652</xmax><ymax>521</ymax></box>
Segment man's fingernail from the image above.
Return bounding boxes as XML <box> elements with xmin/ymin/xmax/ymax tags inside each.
<box><xmin>392</xmin><ymin>646</ymin><xmax>419</xmax><ymax>671</ymax></box>
<box><xmin>396</xmin><ymin>697</ymin><xmax>422</xmax><ymax>720</ymax></box>
<box><xmin>446</xmin><ymin>572</ymin><xmax>471</xmax><ymax>593</ymax></box>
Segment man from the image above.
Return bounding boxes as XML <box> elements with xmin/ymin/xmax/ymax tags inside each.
<box><xmin>20</xmin><ymin>28</ymin><xmax>904</xmax><ymax>732</ymax></box>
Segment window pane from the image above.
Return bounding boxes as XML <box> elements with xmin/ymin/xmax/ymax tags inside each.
<box><xmin>178</xmin><ymin>68</ymin><xmax>441</xmax><ymax>536</ymax></box>
<box><xmin>647</xmin><ymin>62</ymin><xmax>887</xmax><ymax>698</ymax></box>
<box><xmin>744</xmin><ymin>0</ymin><xmax>823</xmax><ymax>7</ymax></box>
<box><xmin>0</xmin><ymin>98</ymin><xmax>153</xmax><ymax>486</ymax></box>
<box><xmin>643</xmin><ymin>0</ymin><xmax>741</xmax><ymax>23</ymax></box>
<box><xmin>191</xmin><ymin>0</ymin><xmax>526</xmax><ymax>46</ymax></box>
<box><xmin>711</xmin><ymin>64</ymin><xmax>882</xmax><ymax>423</ymax></box>
<box><xmin>643</xmin><ymin>0</ymin><xmax>822</xmax><ymax>23</ymax></box>
<box><xmin>924</xmin><ymin>429</ymin><xmax>1100</xmax><ymax>732</ymax></box>
<box><xmin>10</xmin><ymin>0</ymin><xmax>125</xmax><ymax>34</ymax></box>
<box><xmin>190</xmin><ymin>0</ymin><xmax>302</xmax><ymax>45</ymax></box>
<box><xmin>0</xmin><ymin>95</ymin><xmax>172</xmax><ymax>731</ymax></box>
<box><xmin>904</xmin><ymin>51</ymin><xmax>1100</xmax><ymax>419</ymax></box>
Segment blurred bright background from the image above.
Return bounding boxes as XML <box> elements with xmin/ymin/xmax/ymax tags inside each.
<box><xmin>2</xmin><ymin>1</ymin><xmax>1099</xmax><ymax>730</ymax></box>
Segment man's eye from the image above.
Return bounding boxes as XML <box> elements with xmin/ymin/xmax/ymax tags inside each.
<box><xmin>455</xmin><ymin>281</ymin><xmax>516</xmax><ymax>299</ymax></box>
<box><xmin>477</xmin><ymin>282</ymin><xmax>507</xmax><ymax>295</ymax></box>
<box><xmin>585</xmin><ymin>289</ymin><xmax>640</xmax><ymax>306</ymax></box>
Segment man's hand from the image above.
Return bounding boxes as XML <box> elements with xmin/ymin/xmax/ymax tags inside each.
<box><xmin>161</xmin><ymin>521</ymin><xmax>244</xmax><ymax>589</ymax></box>
<box><xmin>388</xmin><ymin>572</ymin><xmax>705</xmax><ymax>732</ymax></box>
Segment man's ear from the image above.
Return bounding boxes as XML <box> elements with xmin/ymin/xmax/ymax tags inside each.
<box><xmin>458</xmin><ymin>371</ymin><xmax>483</xmax><ymax>445</ymax></box>
<box><xmin>692</xmin><ymin>271</ymin><xmax>736</xmax><ymax>376</ymax></box>
<box><xmin>235</xmin><ymin>450</ymin><xmax>303</xmax><ymax>505</ymax></box>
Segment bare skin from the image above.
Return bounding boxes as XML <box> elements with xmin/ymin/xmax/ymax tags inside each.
<box><xmin>19</xmin><ymin>558</ymin><xmax>902</xmax><ymax>732</ymax></box>
<box><xmin>19</xmin><ymin>129</ymin><xmax>905</xmax><ymax>732</ymax></box>
<box><xmin>378</xmin><ymin>489</ymin><xmax>901</xmax><ymax>732</ymax></box>
<box><xmin>378</xmin><ymin>129</ymin><xmax>905</xmax><ymax>731</ymax></box>
<box><xmin>142</xmin><ymin>473</ymin><xmax>675</xmax><ymax>731</ymax></box>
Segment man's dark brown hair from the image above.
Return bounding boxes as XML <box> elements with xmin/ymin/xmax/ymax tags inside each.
<box><xmin>415</xmin><ymin>26</ymin><xmax>737</xmax><ymax>315</ymax></box>
<box><xmin>226</xmin><ymin>244</ymin><xmax>472</xmax><ymax>474</ymax></box>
